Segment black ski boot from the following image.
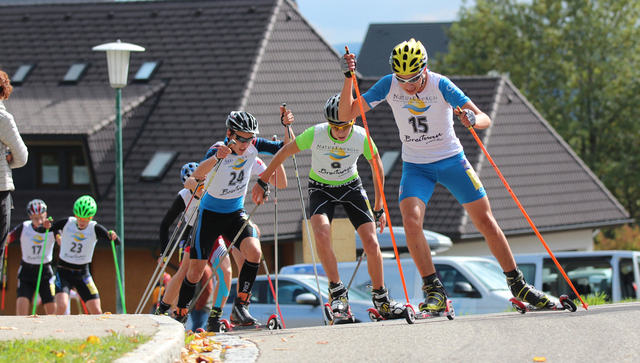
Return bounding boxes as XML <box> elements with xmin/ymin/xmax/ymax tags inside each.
<box><xmin>420</xmin><ymin>277</ymin><xmax>447</xmax><ymax>313</ymax></box>
<box><xmin>505</xmin><ymin>268</ymin><xmax>555</xmax><ymax>309</ymax></box>
<box><xmin>230</xmin><ymin>295</ymin><xmax>258</xmax><ymax>326</ymax></box>
<box><xmin>371</xmin><ymin>287</ymin><xmax>405</xmax><ymax>319</ymax></box>
<box><xmin>206</xmin><ymin>307</ymin><xmax>223</xmax><ymax>332</ymax></box>
<box><xmin>329</xmin><ymin>281</ymin><xmax>349</xmax><ymax>315</ymax></box>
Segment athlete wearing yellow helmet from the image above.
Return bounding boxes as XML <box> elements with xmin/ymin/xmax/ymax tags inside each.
<box><xmin>338</xmin><ymin>39</ymin><xmax>555</xmax><ymax>313</ymax></box>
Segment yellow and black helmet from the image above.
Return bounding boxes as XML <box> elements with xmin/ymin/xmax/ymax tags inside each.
<box><xmin>389</xmin><ymin>38</ymin><xmax>428</xmax><ymax>75</ymax></box>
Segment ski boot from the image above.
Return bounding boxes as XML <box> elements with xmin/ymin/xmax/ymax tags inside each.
<box><xmin>206</xmin><ymin>307</ymin><xmax>224</xmax><ymax>333</ymax></box>
<box><xmin>420</xmin><ymin>277</ymin><xmax>447</xmax><ymax>313</ymax></box>
<box><xmin>324</xmin><ymin>281</ymin><xmax>355</xmax><ymax>324</ymax></box>
<box><xmin>403</xmin><ymin>277</ymin><xmax>455</xmax><ymax>324</ymax></box>
<box><xmin>230</xmin><ymin>295</ymin><xmax>259</xmax><ymax>327</ymax></box>
<box><xmin>173</xmin><ymin>307</ymin><xmax>189</xmax><ymax>327</ymax></box>
<box><xmin>368</xmin><ymin>288</ymin><xmax>406</xmax><ymax>321</ymax></box>
<box><xmin>505</xmin><ymin>268</ymin><xmax>555</xmax><ymax>309</ymax></box>
<box><xmin>153</xmin><ymin>305</ymin><xmax>170</xmax><ymax>316</ymax></box>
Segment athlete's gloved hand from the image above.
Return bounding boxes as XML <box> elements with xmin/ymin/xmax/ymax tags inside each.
<box><xmin>280</xmin><ymin>104</ymin><xmax>294</xmax><ymax>127</ymax></box>
<box><xmin>341</xmin><ymin>53</ymin><xmax>356</xmax><ymax>78</ymax></box>
<box><xmin>252</xmin><ymin>178</ymin><xmax>270</xmax><ymax>205</ymax></box>
<box><xmin>373</xmin><ymin>208</ymin><xmax>386</xmax><ymax>233</ymax></box>
<box><xmin>454</xmin><ymin>106</ymin><xmax>476</xmax><ymax>128</ymax></box>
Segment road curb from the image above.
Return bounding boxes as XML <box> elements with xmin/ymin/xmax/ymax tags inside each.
<box><xmin>114</xmin><ymin>315</ymin><xmax>184</xmax><ymax>363</ymax></box>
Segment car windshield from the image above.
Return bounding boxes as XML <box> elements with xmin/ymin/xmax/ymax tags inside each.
<box><xmin>295</xmin><ymin>275</ymin><xmax>371</xmax><ymax>301</ymax></box>
<box><xmin>464</xmin><ymin>260</ymin><xmax>509</xmax><ymax>291</ymax></box>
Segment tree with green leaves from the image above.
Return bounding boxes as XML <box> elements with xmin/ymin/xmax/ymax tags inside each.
<box><xmin>439</xmin><ymin>0</ymin><xmax>640</xmax><ymax>224</ymax></box>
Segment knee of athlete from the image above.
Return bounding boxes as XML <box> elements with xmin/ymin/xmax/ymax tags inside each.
<box><xmin>402</xmin><ymin>217</ymin><xmax>423</xmax><ymax>235</ymax></box>
<box><xmin>314</xmin><ymin>229</ymin><xmax>332</xmax><ymax>246</ymax></box>
<box><xmin>361</xmin><ymin>239</ymin><xmax>381</xmax><ymax>256</ymax></box>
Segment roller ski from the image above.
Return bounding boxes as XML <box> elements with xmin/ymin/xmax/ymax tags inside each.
<box><xmin>511</xmin><ymin>294</ymin><xmax>577</xmax><ymax>314</ymax></box>
<box><xmin>227</xmin><ymin>295</ymin><xmax>262</xmax><ymax>331</ymax></box>
<box><xmin>325</xmin><ymin>281</ymin><xmax>356</xmax><ymax>325</ymax></box>
<box><xmin>504</xmin><ymin>268</ymin><xmax>576</xmax><ymax>313</ymax></box>
<box><xmin>406</xmin><ymin>277</ymin><xmax>455</xmax><ymax>324</ymax></box>
<box><xmin>367</xmin><ymin>288</ymin><xmax>406</xmax><ymax>322</ymax></box>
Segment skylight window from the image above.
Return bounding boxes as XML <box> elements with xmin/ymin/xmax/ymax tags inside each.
<box><xmin>62</xmin><ymin>63</ymin><xmax>89</xmax><ymax>83</ymax></box>
<box><xmin>134</xmin><ymin>61</ymin><xmax>161</xmax><ymax>82</ymax></box>
<box><xmin>140</xmin><ymin>151</ymin><xmax>177</xmax><ymax>181</ymax></box>
<box><xmin>380</xmin><ymin>151</ymin><xmax>400</xmax><ymax>177</ymax></box>
<box><xmin>11</xmin><ymin>63</ymin><xmax>36</xmax><ymax>85</ymax></box>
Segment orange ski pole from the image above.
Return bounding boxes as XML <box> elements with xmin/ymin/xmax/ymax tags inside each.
<box><xmin>458</xmin><ymin>106</ymin><xmax>588</xmax><ymax>310</ymax></box>
<box><xmin>346</xmin><ymin>46</ymin><xmax>410</xmax><ymax>304</ymax></box>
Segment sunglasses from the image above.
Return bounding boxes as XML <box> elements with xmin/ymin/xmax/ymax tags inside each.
<box><xmin>395</xmin><ymin>70</ymin><xmax>423</xmax><ymax>84</ymax></box>
<box><xmin>76</xmin><ymin>216</ymin><xmax>93</xmax><ymax>222</ymax></box>
<box><xmin>232</xmin><ymin>133</ymin><xmax>255</xmax><ymax>143</ymax></box>
<box><xmin>330</xmin><ymin>120</ymin><xmax>355</xmax><ymax>131</ymax></box>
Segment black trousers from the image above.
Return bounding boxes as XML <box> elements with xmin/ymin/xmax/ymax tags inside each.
<box><xmin>0</xmin><ymin>191</ymin><xmax>11</xmax><ymax>251</ymax></box>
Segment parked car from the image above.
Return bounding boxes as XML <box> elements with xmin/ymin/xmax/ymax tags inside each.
<box><xmin>355</xmin><ymin>226</ymin><xmax>452</xmax><ymax>254</ymax></box>
<box><xmin>280</xmin><ymin>256</ymin><xmax>514</xmax><ymax>315</ymax></box>
<box><xmin>225</xmin><ymin>274</ymin><xmax>375</xmax><ymax>328</ymax></box>
<box><xmin>508</xmin><ymin>250</ymin><xmax>640</xmax><ymax>302</ymax></box>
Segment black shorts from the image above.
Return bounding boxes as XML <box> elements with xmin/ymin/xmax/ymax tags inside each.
<box><xmin>191</xmin><ymin>209</ymin><xmax>257</xmax><ymax>260</ymax></box>
<box><xmin>55</xmin><ymin>265</ymin><xmax>100</xmax><ymax>302</ymax></box>
<box><xmin>308</xmin><ymin>177</ymin><xmax>375</xmax><ymax>230</ymax></box>
<box><xmin>16</xmin><ymin>262</ymin><xmax>56</xmax><ymax>304</ymax></box>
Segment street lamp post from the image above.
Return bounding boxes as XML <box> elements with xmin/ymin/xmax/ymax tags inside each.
<box><xmin>93</xmin><ymin>40</ymin><xmax>145</xmax><ymax>314</ymax></box>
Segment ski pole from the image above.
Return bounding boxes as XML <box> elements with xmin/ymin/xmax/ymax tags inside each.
<box><xmin>459</xmin><ymin>106</ymin><xmax>588</xmax><ymax>310</ymax></box>
<box><xmin>187</xmin><ymin>202</ymin><xmax>263</xmax><ymax>315</ymax></box>
<box><xmin>110</xmin><ymin>231</ymin><xmax>127</xmax><ymax>314</ymax></box>
<box><xmin>32</xmin><ymin>217</ymin><xmax>52</xmax><ymax>315</ymax></box>
<box><xmin>282</xmin><ymin>103</ymin><xmax>328</xmax><ymax>325</ymax></box>
<box><xmin>261</xmin><ymin>254</ymin><xmax>286</xmax><ymax>329</ymax></box>
<box><xmin>272</xmin><ymin>134</ymin><xmax>282</xmax><ymax>325</ymax></box>
<box><xmin>1</xmin><ymin>240</ymin><xmax>8</xmax><ymax>314</ymax></box>
<box><xmin>345</xmin><ymin>47</ymin><xmax>411</xmax><ymax>304</ymax></box>
<box><xmin>135</xmin><ymin>209</ymin><xmax>198</xmax><ymax>314</ymax></box>
<box><xmin>136</xmin><ymin>140</ymin><xmax>236</xmax><ymax>314</ymax></box>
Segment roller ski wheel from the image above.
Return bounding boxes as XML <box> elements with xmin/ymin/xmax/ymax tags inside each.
<box><xmin>324</xmin><ymin>303</ymin><xmax>355</xmax><ymax>325</ymax></box>
<box><xmin>267</xmin><ymin>314</ymin><xmax>283</xmax><ymax>330</ymax></box>
<box><xmin>509</xmin><ymin>294</ymin><xmax>577</xmax><ymax>314</ymax></box>
<box><xmin>411</xmin><ymin>299</ymin><xmax>455</xmax><ymax>323</ymax></box>
<box><xmin>404</xmin><ymin>304</ymin><xmax>416</xmax><ymax>324</ymax></box>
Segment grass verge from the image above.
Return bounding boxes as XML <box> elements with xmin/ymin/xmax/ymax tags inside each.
<box><xmin>0</xmin><ymin>332</ymin><xmax>150</xmax><ymax>363</ymax></box>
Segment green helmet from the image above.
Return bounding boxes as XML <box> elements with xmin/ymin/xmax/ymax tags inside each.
<box><xmin>74</xmin><ymin>195</ymin><xmax>97</xmax><ymax>218</ymax></box>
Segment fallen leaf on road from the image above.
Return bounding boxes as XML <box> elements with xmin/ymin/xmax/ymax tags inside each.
<box><xmin>22</xmin><ymin>332</ymin><xmax>32</xmax><ymax>335</ymax></box>
<box><xmin>127</xmin><ymin>324</ymin><xmax>135</xmax><ymax>329</ymax></box>
<box><xmin>54</xmin><ymin>330</ymin><xmax>64</xmax><ymax>333</ymax></box>
<box><xmin>317</xmin><ymin>341</ymin><xmax>329</xmax><ymax>344</ymax></box>
<box><xmin>0</xmin><ymin>326</ymin><xmax>18</xmax><ymax>330</ymax></box>
<box><xmin>281</xmin><ymin>338</ymin><xmax>288</xmax><ymax>342</ymax></box>
<box><xmin>533</xmin><ymin>357</ymin><xmax>546</xmax><ymax>362</ymax></box>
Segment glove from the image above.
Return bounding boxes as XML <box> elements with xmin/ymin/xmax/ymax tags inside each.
<box><xmin>340</xmin><ymin>55</ymin><xmax>355</xmax><ymax>78</ymax></box>
<box><xmin>257</xmin><ymin>178</ymin><xmax>270</xmax><ymax>199</ymax></box>
<box><xmin>455</xmin><ymin>107</ymin><xmax>476</xmax><ymax>127</ymax></box>
<box><xmin>373</xmin><ymin>208</ymin><xmax>384</xmax><ymax>227</ymax></box>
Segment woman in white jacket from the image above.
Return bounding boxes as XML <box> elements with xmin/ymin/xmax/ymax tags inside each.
<box><xmin>0</xmin><ymin>67</ymin><xmax>28</xmax><ymax>256</ymax></box>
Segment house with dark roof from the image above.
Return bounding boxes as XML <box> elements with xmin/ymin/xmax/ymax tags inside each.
<box><xmin>0</xmin><ymin>0</ymin><xmax>631</xmax><ymax>314</ymax></box>
<box><xmin>357</xmin><ymin>22</ymin><xmax>452</xmax><ymax>77</ymax></box>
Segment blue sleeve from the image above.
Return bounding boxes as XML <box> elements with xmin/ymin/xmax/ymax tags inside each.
<box><xmin>254</xmin><ymin>138</ymin><xmax>283</xmax><ymax>155</ymax></box>
<box><xmin>362</xmin><ymin>74</ymin><xmax>393</xmax><ymax>108</ymax></box>
<box><xmin>201</xmin><ymin>147</ymin><xmax>219</xmax><ymax>163</ymax></box>
<box><xmin>438</xmin><ymin>77</ymin><xmax>470</xmax><ymax>108</ymax></box>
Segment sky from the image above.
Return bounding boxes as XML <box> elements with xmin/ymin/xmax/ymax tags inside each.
<box><xmin>294</xmin><ymin>0</ymin><xmax>475</xmax><ymax>47</ymax></box>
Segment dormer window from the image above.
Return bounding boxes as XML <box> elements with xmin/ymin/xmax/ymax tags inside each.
<box><xmin>141</xmin><ymin>151</ymin><xmax>177</xmax><ymax>181</ymax></box>
<box><xmin>134</xmin><ymin>61</ymin><xmax>161</xmax><ymax>82</ymax></box>
<box><xmin>62</xmin><ymin>62</ymin><xmax>89</xmax><ymax>83</ymax></box>
<box><xmin>11</xmin><ymin>63</ymin><xmax>36</xmax><ymax>85</ymax></box>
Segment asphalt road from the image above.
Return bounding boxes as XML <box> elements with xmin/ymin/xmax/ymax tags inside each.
<box><xmin>226</xmin><ymin>302</ymin><xmax>640</xmax><ymax>363</ymax></box>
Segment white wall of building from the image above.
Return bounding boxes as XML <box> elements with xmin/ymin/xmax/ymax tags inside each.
<box><xmin>440</xmin><ymin>228</ymin><xmax>595</xmax><ymax>257</ymax></box>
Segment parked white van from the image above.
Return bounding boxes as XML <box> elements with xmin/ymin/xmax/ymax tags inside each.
<box><xmin>509</xmin><ymin>250</ymin><xmax>639</xmax><ymax>302</ymax></box>
<box><xmin>280</xmin><ymin>256</ymin><xmax>514</xmax><ymax>315</ymax></box>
